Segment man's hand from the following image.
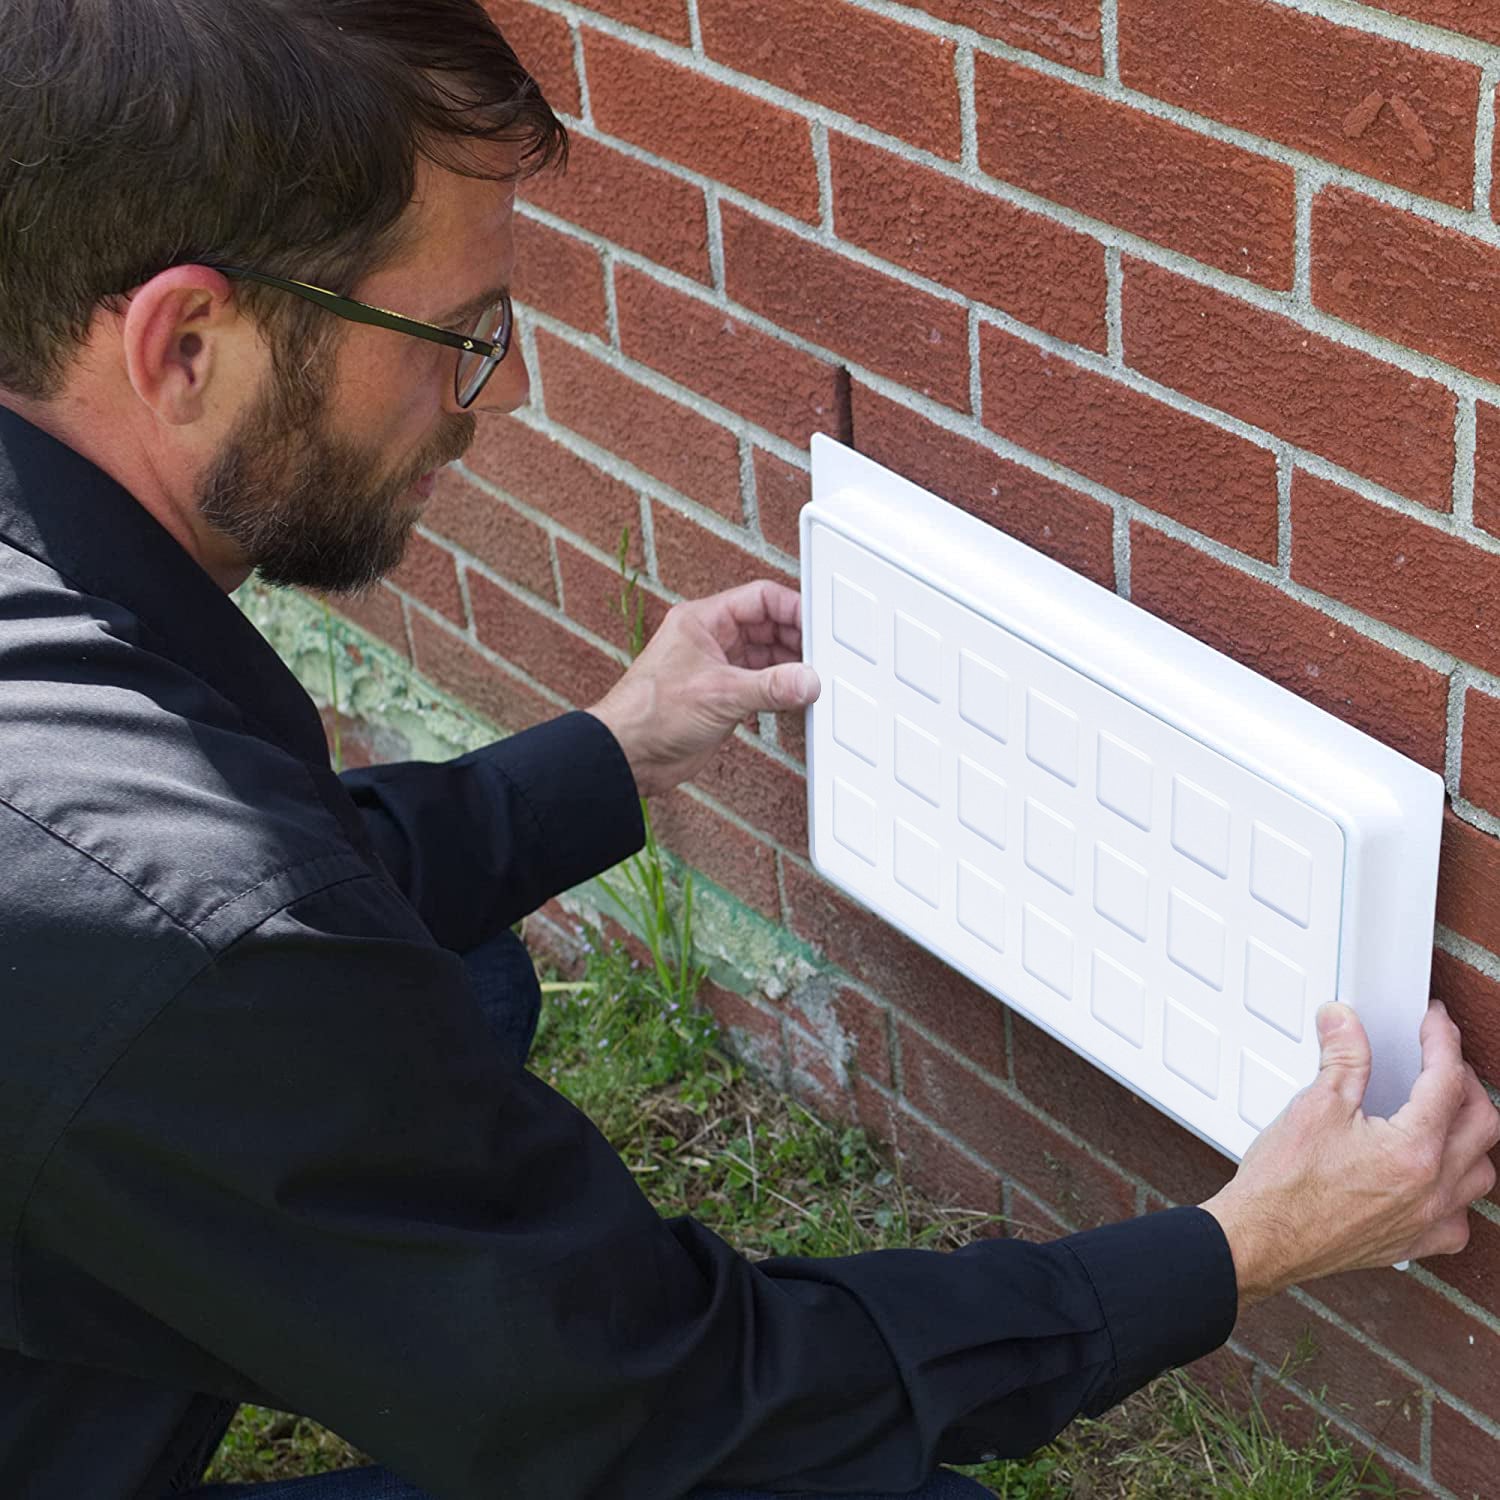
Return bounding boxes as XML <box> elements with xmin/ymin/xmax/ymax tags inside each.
<box><xmin>1201</xmin><ymin>1000</ymin><xmax>1500</xmax><ymax>1309</ymax></box>
<box><xmin>588</xmin><ymin>580</ymin><xmax>822</xmax><ymax>799</ymax></box>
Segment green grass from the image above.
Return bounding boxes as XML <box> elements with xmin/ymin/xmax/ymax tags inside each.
<box><xmin>205</xmin><ymin>933</ymin><xmax>1410</xmax><ymax>1497</ymax></box>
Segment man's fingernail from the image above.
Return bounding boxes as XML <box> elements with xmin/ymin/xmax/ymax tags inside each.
<box><xmin>796</xmin><ymin>667</ymin><xmax>819</xmax><ymax>700</ymax></box>
<box><xmin>1316</xmin><ymin>1003</ymin><xmax>1345</xmax><ymax>1038</ymax></box>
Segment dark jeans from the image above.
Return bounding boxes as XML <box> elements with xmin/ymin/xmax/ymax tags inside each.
<box><xmin>179</xmin><ymin>933</ymin><xmax>989</xmax><ymax>1500</ymax></box>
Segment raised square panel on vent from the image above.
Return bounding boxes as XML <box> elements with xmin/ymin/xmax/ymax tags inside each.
<box><xmin>802</xmin><ymin>438</ymin><xmax>1443</xmax><ymax>1161</ymax></box>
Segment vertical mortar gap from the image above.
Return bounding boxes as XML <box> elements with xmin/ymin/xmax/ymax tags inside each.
<box><xmin>640</xmin><ymin>493</ymin><xmax>660</xmax><ymax>581</ymax></box>
<box><xmin>1277</xmin><ymin>449</ymin><xmax>1294</xmax><ymax>576</ymax></box>
<box><xmin>813</xmin><ymin>122</ymin><xmax>835</xmax><ymax>236</ymax></box>
<box><xmin>686</xmin><ymin>0</ymin><xmax>704</xmax><ymax>53</ymax></box>
<box><xmin>956</xmin><ymin>46</ymin><xmax>978</xmax><ymax>173</ymax></box>
<box><xmin>549</xmin><ymin>533</ymin><xmax>566</xmax><ymax>616</ymax></box>
<box><xmin>1100</xmin><ymin>0</ymin><xmax>1120</xmax><ymax>86</ymax></box>
<box><xmin>968</xmin><ymin>308</ymin><xmax>983</xmax><ymax>423</ymax></box>
<box><xmin>1113</xmin><ymin>504</ymin><xmax>1132</xmax><ymax>600</ymax></box>
<box><xmin>1293</xmin><ymin>171</ymin><xmax>1315</xmax><ymax>308</ymax></box>
<box><xmin>739</xmin><ymin>436</ymin><xmax>761</xmax><ymax>533</ymax></box>
<box><xmin>1475</xmin><ymin>67</ymin><xmax>1498</xmax><ymax>219</ymax></box>
<box><xmin>1447</xmin><ymin>668</ymin><xmax>1469</xmax><ymax>803</ymax></box>
<box><xmin>1455</xmin><ymin>395</ymin><xmax>1478</xmax><ymax>526</ymax></box>
<box><xmin>602</xmin><ymin>249</ymin><xmax>622</xmax><ymax>349</ymax></box>
<box><xmin>571</xmin><ymin>21</ymin><xmax>592</xmax><ymax>127</ymax></box>
<box><xmin>1106</xmin><ymin>245</ymin><xmax>1124</xmax><ymax>365</ymax></box>
<box><xmin>706</xmin><ymin>186</ymin><xmax>727</xmax><ymax>295</ymax></box>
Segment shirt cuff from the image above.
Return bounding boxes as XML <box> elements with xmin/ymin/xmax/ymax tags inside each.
<box><xmin>1061</xmin><ymin>1205</ymin><xmax>1238</xmax><ymax>1403</ymax></box>
<box><xmin>477</xmin><ymin>710</ymin><xmax>646</xmax><ymax>892</ymax></box>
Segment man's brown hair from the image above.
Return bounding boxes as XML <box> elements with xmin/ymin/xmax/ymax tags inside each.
<box><xmin>0</xmin><ymin>0</ymin><xmax>566</xmax><ymax>399</ymax></box>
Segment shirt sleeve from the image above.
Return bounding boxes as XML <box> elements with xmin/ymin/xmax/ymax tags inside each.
<box><xmin>15</xmin><ymin>877</ymin><xmax>1238</xmax><ymax>1500</ymax></box>
<box><xmin>337</xmin><ymin>710</ymin><xmax>645</xmax><ymax>951</ymax></box>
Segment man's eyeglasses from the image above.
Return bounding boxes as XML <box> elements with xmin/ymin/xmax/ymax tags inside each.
<box><xmin>215</xmin><ymin>267</ymin><xmax>514</xmax><ymax>409</ymax></box>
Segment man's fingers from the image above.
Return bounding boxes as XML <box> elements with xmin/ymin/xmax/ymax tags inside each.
<box><xmin>702</xmin><ymin>581</ymin><xmax>803</xmax><ymax>653</ymax></box>
<box><xmin>1314</xmin><ymin>1002</ymin><xmax>1373</xmax><ymax>1114</ymax></box>
<box><xmin>1395</xmin><ymin>1001</ymin><xmax>1469</xmax><ymax>1137</ymax></box>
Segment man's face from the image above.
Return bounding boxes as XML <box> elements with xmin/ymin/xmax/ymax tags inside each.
<box><xmin>198</xmin><ymin>147</ymin><xmax>527</xmax><ymax>594</ymax></box>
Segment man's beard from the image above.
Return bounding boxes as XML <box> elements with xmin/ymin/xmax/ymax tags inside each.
<box><xmin>198</xmin><ymin>352</ymin><xmax>475</xmax><ymax>595</ymax></box>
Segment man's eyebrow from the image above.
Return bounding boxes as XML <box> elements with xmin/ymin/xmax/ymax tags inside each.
<box><xmin>433</xmin><ymin>284</ymin><xmax>510</xmax><ymax>328</ymax></box>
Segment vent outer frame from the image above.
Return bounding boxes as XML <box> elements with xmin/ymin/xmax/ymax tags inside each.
<box><xmin>802</xmin><ymin>436</ymin><xmax>1443</xmax><ymax>1160</ymax></box>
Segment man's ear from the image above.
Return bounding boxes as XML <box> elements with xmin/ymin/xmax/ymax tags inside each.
<box><xmin>120</xmin><ymin>266</ymin><xmax>237</xmax><ymax>427</ymax></box>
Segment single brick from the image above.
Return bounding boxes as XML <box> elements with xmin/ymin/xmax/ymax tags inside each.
<box><xmin>651</xmin><ymin>788</ymin><xmax>781</xmax><ymax>919</ymax></box>
<box><xmin>975</xmin><ymin>55</ymin><xmax>1296</xmax><ymax>289</ymax></box>
<box><xmin>332</xmin><ymin>584</ymin><xmax>409</xmax><ymax>662</ymax></box>
<box><xmin>1307</xmin><ymin>1266</ymin><xmax>1500</xmax><ymax>1419</ymax></box>
<box><xmin>723</xmin><ymin>205</ymin><xmax>971</xmax><ymax>411</ymax></box>
<box><xmin>752</xmin><ymin>449</ymin><xmax>810</xmax><ymax>557</ymax></box>
<box><xmin>894</xmin><ymin>0</ymin><xmax>1101</xmax><ymax>73</ymax></box>
<box><xmin>520</xmin><ymin>133</ymin><xmax>710</xmax><ymax>283</ymax></box>
<box><xmin>1291</xmin><ymin>471</ymin><xmax>1500</xmax><ymax>678</ymax></box>
<box><xmin>468</xmin><ymin>571</ymin><xmax>623</xmax><ymax>706</ymax></box>
<box><xmin>1122</xmin><ymin>259</ymin><xmax>1457</xmax><ymax>510</ymax></box>
<box><xmin>787</xmin><ymin>1024</ymin><xmax>856</xmax><ymax>1122</ymax></box>
<box><xmin>1011</xmin><ymin>1015</ymin><xmax>1237</xmax><ymax>1206</ymax></box>
<box><xmin>1462</xmin><ymin>687</ymin><xmax>1500</xmax><ymax>816</ymax></box>
<box><xmin>1438</xmin><ymin>809</ymin><xmax>1500</xmax><ymax>957</ymax></box>
<box><xmin>616</xmin><ymin>267</ymin><xmax>847</xmax><ymax>446</ymax></box>
<box><xmin>576</xmin><ymin>0</ymin><xmax>690</xmax><ymax>43</ymax></box>
<box><xmin>1432</xmin><ymin>1400</ymin><xmax>1500</xmax><ymax>1500</ymax></box>
<box><xmin>1234</xmin><ymin>1297</ymin><xmax>1423</xmax><ymax>1459</ymax></box>
<box><xmin>858</xmin><ymin>1083</ymin><xmax>1007</xmax><ymax>1217</ymax></box>
<box><xmin>778</xmin><ymin>703</ymin><xmax>807</xmax><ymax>767</ymax></box>
<box><xmin>692</xmin><ymin>731</ymin><xmax>809</xmax><ymax>856</ymax></box>
<box><xmin>651</xmin><ymin>503</ymin><xmax>795</xmax><ymax>601</ymax></box>
<box><xmin>699</xmin><ymin>0</ymin><xmax>961</xmax><ymax>158</ymax></box>
<box><xmin>782</xmin><ymin>856</ymin><xmax>1009</xmax><ymax>1079</ymax></box>
<box><xmin>423</xmin><ymin>468</ymin><xmax>556</xmax><ymax>604</ymax></box>
<box><xmin>831</xmin><ymin>133</ymin><xmax>1108</xmax><ymax>352</ymax></box>
<box><xmin>537</xmin><ymin>331</ymin><xmax>744</xmax><ymax>519</ymax></box>
<box><xmin>1473</xmin><ymin>401</ymin><xmax>1500</xmax><ymax>541</ymax></box>
<box><xmin>1119</xmin><ymin>0</ymin><xmax>1479</xmax><ymax>209</ymax></box>
<box><xmin>1129</xmin><ymin>524</ymin><xmax>1450</xmax><ymax>771</ymax></box>
<box><xmin>1313</xmin><ymin>187</ymin><xmax>1500</xmax><ymax>385</ymax></box>
<box><xmin>700</xmin><ymin>980</ymin><xmax>786</xmax><ymax>1076</ymax></box>
<box><xmin>389</xmin><ymin>532</ymin><xmax>465</xmax><ymax>626</ymax></box>
<box><xmin>853</xmin><ymin>382</ymin><xmax>1116</xmax><ymax>590</ymax></box>
<box><xmin>1426</xmin><ymin>1209</ymin><xmax>1500</xmax><ymax>1320</ymax></box>
<box><xmin>584</xmin><ymin>31</ymin><xmax>819</xmax><ymax>221</ymax></box>
<box><xmin>557</xmin><ymin>539</ymin><xmax>671</xmax><ymax>658</ymax></box>
<box><xmin>980</xmin><ymin>328</ymin><xmax>1279</xmax><ymax>559</ymax></box>
<box><xmin>409</xmin><ymin>613</ymin><xmax>557</xmax><ymax>733</ymax></box>
<box><xmin>898</xmin><ymin>1024</ymin><xmax>1138</xmax><ymax>1229</ymax></box>
<box><xmin>513</xmin><ymin>216</ymin><xmax>609</xmax><ymax>339</ymax></box>
<box><xmin>484</xmin><ymin>0</ymin><xmax>581</xmax><ymax>116</ymax></box>
<box><xmin>1005</xmin><ymin>1184</ymin><xmax>1073</xmax><ymax>1242</ymax></box>
<box><xmin>1359</xmin><ymin>0</ymin><xmax>1500</xmax><ymax>47</ymax></box>
<box><xmin>465</xmin><ymin>419</ymin><xmax>642</xmax><ymax>562</ymax></box>
<box><xmin>821</xmin><ymin>985</ymin><xmax>893</xmax><ymax>1090</ymax></box>
<box><xmin>1431</xmin><ymin>949</ymin><xmax>1500</xmax><ymax>1096</ymax></box>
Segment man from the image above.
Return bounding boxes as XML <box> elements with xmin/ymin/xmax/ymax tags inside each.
<box><xmin>0</xmin><ymin>3</ymin><xmax>1493</xmax><ymax>1498</ymax></box>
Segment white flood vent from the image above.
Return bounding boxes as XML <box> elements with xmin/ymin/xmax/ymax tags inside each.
<box><xmin>802</xmin><ymin>437</ymin><xmax>1443</xmax><ymax>1161</ymax></box>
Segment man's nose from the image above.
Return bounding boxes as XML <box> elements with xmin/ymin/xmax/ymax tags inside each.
<box><xmin>467</xmin><ymin>342</ymin><xmax>530</xmax><ymax>416</ymax></box>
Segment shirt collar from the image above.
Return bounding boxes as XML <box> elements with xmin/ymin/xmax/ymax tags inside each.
<box><xmin>0</xmin><ymin>405</ymin><xmax>331</xmax><ymax>766</ymax></box>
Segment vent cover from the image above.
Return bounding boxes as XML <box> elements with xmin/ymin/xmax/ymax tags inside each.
<box><xmin>802</xmin><ymin>437</ymin><xmax>1443</xmax><ymax>1160</ymax></box>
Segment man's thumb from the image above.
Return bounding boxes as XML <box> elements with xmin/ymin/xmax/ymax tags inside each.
<box><xmin>1315</xmin><ymin>1002</ymin><xmax>1372</xmax><ymax>1112</ymax></box>
<box><xmin>754</xmin><ymin>662</ymin><xmax>822</xmax><ymax>713</ymax></box>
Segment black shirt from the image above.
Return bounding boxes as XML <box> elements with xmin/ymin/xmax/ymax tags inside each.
<box><xmin>0</xmin><ymin>407</ymin><xmax>1238</xmax><ymax>1500</ymax></box>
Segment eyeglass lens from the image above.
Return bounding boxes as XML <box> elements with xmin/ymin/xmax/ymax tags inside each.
<box><xmin>456</xmin><ymin>296</ymin><xmax>514</xmax><ymax>408</ymax></box>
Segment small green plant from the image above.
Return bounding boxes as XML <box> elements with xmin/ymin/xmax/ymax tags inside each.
<box><xmin>322</xmin><ymin>599</ymin><xmax>344</xmax><ymax>774</ymax></box>
<box><xmin>606</xmin><ymin>526</ymin><xmax>707</xmax><ymax>1013</ymax></box>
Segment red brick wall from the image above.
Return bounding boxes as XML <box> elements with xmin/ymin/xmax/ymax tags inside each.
<box><xmin>344</xmin><ymin>2</ymin><xmax>1500</xmax><ymax>1490</ymax></box>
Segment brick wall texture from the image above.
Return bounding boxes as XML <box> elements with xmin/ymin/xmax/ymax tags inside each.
<box><xmin>341</xmin><ymin>1</ymin><xmax>1500</xmax><ymax>1491</ymax></box>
